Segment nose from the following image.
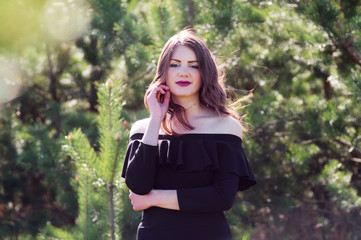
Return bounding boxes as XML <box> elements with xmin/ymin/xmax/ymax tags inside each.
<box><xmin>178</xmin><ymin>65</ymin><xmax>189</xmax><ymax>77</ymax></box>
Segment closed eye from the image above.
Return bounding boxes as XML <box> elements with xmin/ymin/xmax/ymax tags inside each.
<box><xmin>190</xmin><ymin>65</ymin><xmax>199</xmax><ymax>69</ymax></box>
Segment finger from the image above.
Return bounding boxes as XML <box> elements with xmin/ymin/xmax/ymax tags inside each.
<box><xmin>150</xmin><ymin>88</ymin><xmax>164</xmax><ymax>98</ymax></box>
<box><xmin>156</xmin><ymin>85</ymin><xmax>170</xmax><ymax>93</ymax></box>
<box><xmin>159</xmin><ymin>84</ymin><xmax>170</xmax><ymax>90</ymax></box>
<box><xmin>161</xmin><ymin>89</ymin><xmax>170</xmax><ymax>102</ymax></box>
<box><xmin>155</xmin><ymin>87</ymin><xmax>167</xmax><ymax>95</ymax></box>
<box><xmin>129</xmin><ymin>191</ymin><xmax>134</xmax><ymax>199</ymax></box>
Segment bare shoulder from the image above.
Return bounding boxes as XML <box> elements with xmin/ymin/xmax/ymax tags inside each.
<box><xmin>214</xmin><ymin>115</ymin><xmax>243</xmax><ymax>139</ymax></box>
<box><xmin>130</xmin><ymin>118</ymin><xmax>150</xmax><ymax>136</ymax></box>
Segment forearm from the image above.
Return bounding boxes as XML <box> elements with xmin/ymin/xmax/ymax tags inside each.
<box><xmin>129</xmin><ymin>189</ymin><xmax>180</xmax><ymax>211</ymax></box>
<box><xmin>142</xmin><ymin>117</ymin><xmax>162</xmax><ymax>146</ymax></box>
<box><xmin>130</xmin><ymin>173</ymin><xmax>238</xmax><ymax>212</ymax></box>
<box><xmin>151</xmin><ymin>189</ymin><xmax>180</xmax><ymax>210</ymax></box>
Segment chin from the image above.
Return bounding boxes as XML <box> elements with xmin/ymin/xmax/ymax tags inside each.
<box><xmin>172</xmin><ymin>91</ymin><xmax>198</xmax><ymax>98</ymax></box>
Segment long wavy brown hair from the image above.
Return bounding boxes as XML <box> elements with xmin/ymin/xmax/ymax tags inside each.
<box><xmin>145</xmin><ymin>29</ymin><xmax>249</xmax><ymax>135</ymax></box>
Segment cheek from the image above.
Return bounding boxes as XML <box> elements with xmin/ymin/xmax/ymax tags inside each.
<box><xmin>164</xmin><ymin>72</ymin><xmax>170</xmax><ymax>85</ymax></box>
<box><xmin>167</xmin><ymin>68</ymin><xmax>176</xmax><ymax>76</ymax></box>
<box><xmin>166</xmin><ymin>69</ymin><xmax>176</xmax><ymax>84</ymax></box>
<box><xmin>194</xmin><ymin>72</ymin><xmax>202</xmax><ymax>85</ymax></box>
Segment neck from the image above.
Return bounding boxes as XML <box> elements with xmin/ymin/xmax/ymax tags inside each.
<box><xmin>172</xmin><ymin>95</ymin><xmax>202</xmax><ymax>117</ymax></box>
<box><xmin>185</xmin><ymin>102</ymin><xmax>197</xmax><ymax>111</ymax></box>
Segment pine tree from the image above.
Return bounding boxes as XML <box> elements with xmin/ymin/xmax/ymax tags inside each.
<box><xmin>62</xmin><ymin>78</ymin><xmax>129</xmax><ymax>240</ymax></box>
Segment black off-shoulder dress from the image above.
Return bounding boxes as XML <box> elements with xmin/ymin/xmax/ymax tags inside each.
<box><xmin>122</xmin><ymin>133</ymin><xmax>256</xmax><ymax>240</ymax></box>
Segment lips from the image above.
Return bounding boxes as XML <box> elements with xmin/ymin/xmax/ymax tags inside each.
<box><xmin>176</xmin><ymin>81</ymin><xmax>191</xmax><ymax>86</ymax></box>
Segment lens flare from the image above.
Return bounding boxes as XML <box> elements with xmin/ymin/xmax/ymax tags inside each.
<box><xmin>42</xmin><ymin>0</ymin><xmax>92</xmax><ymax>41</ymax></box>
<box><xmin>0</xmin><ymin>57</ymin><xmax>22</xmax><ymax>104</ymax></box>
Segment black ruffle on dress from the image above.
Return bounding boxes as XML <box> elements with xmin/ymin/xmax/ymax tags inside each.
<box><xmin>122</xmin><ymin>133</ymin><xmax>256</xmax><ymax>240</ymax></box>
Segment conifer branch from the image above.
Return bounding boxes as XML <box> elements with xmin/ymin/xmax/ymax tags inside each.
<box><xmin>334</xmin><ymin>138</ymin><xmax>361</xmax><ymax>159</ymax></box>
<box><xmin>108</xmin><ymin>87</ymin><xmax>112</xmax><ymax>131</ymax></box>
<box><xmin>110</xmin><ymin>137</ymin><xmax>121</xmax><ymax>186</ymax></box>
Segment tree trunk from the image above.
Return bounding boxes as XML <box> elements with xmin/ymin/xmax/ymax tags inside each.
<box><xmin>187</xmin><ymin>0</ymin><xmax>194</xmax><ymax>27</ymax></box>
<box><xmin>46</xmin><ymin>45</ymin><xmax>62</xmax><ymax>137</ymax></box>
<box><xmin>85</xmin><ymin>175</ymin><xmax>89</xmax><ymax>240</ymax></box>
<box><xmin>323</xmin><ymin>77</ymin><xmax>332</xmax><ymax>100</ymax></box>
<box><xmin>340</xmin><ymin>39</ymin><xmax>361</xmax><ymax>66</ymax></box>
<box><xmin>109</xmin><ymin>185</ymin><xmax>115</xmax><ymax>240</ymax></box>
<box><xmin>158</xmin><ymin>0</ymin><xmax>165</xmax><ymax>37</ymax></box>
<box><xmin>46</xmin><ymin>45</ymin><xmax>58</xmax><ymax>102</ymax></box>
<box><xmin>313</xmin><ymin>66</ymin><xmax>332</xmax><ymax>100</ymax></box>
<box><xmin>89</xmin><ymin>66</ymin><xmax>102</xmax><ymax>112</ymax></box>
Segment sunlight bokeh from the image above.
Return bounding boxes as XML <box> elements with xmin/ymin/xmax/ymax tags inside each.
<box><xmin>0</xmin><ymin>0</ymin><xmax>41</xmax><ymax>50</ymax></box>
<box><xmin>42</xmin><ymin>0</ymin><xmax>93</xmax><ymax>41</ymax></box>
<box><xmin>0</xmin><ymin>57</ymin><xmax>22</xmax><ymax>104</ymax></box>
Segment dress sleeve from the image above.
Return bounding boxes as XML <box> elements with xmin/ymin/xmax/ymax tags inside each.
<box><xmin>175</xmin><ymin>136</ymin><xmax>256</xmax><ymax>213</ymax></box>
<box><xmin>177</xmin><ymin>171</ymin><xmax>239</xmax><ymax>212</ymax></box>
<box><xmin>122</xmin><ymin>138</ymin><xmax>159</xmax><ymax>195</ymax></box>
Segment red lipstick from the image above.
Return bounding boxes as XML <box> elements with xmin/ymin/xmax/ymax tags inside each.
<box><xmin>176</xmin><ymin>81</ymin><xmax>191</xmax><ymax>86</ymax></box>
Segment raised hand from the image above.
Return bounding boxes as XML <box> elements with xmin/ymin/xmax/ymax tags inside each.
<box><xmin>146</xmin><ymin>84</ymin><xmax>170</xmax><ymax>120</ymax></box>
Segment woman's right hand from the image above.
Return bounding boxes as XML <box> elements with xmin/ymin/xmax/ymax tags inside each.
<box><xmin>146</xmin><ymin>85</ymin><xmax>170</xmax><ymax>120</ymax></box>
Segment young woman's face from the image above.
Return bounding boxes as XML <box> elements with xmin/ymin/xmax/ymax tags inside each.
<box><xmin>166</xmin><ymin>45</ymin><xmax>201</xmax><ymax>100</ymax></box>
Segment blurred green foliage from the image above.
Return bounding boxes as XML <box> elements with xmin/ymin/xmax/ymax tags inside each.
<box><xmin>0</xmin><ymin>0</ymin><xmax>360</xmax><ymax>239</ymax></box>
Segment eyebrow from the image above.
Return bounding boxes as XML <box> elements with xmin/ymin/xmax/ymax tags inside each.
<box><xmin>170</xmin><ymin>59</ymin><xmax>198</xmax><ymax>63</ymax></box>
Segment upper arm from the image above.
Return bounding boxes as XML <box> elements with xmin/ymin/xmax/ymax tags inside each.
<box><xmin>223</xmin><ymin>116</ymin><xmax>243</xmax><ymax>139</ymax></box>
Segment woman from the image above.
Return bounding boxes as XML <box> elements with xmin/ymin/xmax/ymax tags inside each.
<box><xmin>121</xmin><ymin>29</ymin><xmax>256</xmax><ymax>240</ymax></box>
